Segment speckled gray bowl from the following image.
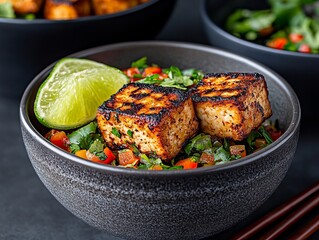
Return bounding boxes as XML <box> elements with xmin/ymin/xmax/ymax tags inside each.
<box><xmin>20</xmin><ymin>41</ymin><xmax>300</xmax><ymax>240</ymax></box>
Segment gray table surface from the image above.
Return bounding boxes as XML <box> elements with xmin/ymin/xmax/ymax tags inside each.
<box><xmin>1</xmin><ymin>0</ymin><xmax>319</xmax><ymax>239</ymax></box>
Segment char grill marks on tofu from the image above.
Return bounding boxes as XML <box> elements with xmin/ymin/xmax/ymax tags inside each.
<box><xmin>96</xmin><ymin>83</ymin><xmax>199</xmax><ymax>161</ymax></box>
<box><xmin>191</xmin><ymin>72</ymin><xmax>272</xmax><ymax>141</ymax></box>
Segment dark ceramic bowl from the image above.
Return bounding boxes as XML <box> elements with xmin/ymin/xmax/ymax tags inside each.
<box><xmin>0</xmin><ymin>0</ymin><xmax>175</xmax><ymax>99</ymax></box>
<box><xmin>20</xmin><ymin>41</ymin><xmax>300</xmax><ymax>240</ymax></box>
<box><xmin>200</xmin><ymin>0</ymin><xmax>319</xmax><ymax>123</ymax></box>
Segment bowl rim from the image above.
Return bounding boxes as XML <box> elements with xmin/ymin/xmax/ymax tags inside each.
<box><xmin>20</xmin><ymin>40</ymin><xmax>301</xmax><ymax>177</ymax></box>
<box><xmin>200</xmin><ymin>0</ymin><xmax>319</xmax><ymax>59</ymax></box>
<box><xmin>0</xmin><ymin>0</ymin><xmax>162</xmax><ymax>25</ymax></box>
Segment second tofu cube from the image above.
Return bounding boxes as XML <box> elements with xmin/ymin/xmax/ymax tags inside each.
<box><xmin>191</xmin><ymin>72</ymin><xmax>272</xmax><ymax>141</ymax></box>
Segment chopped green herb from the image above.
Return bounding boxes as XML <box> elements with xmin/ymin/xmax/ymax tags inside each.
<box><xmin>247</xmin><ymin>130</ymin><xmax>262</xmax><ymax>150</ymax></box>
<box><xmin>137</xmin><ymin>74</ymin><xmax>162</xmax><ymax>84</ymax></box>
<box><xmin>133</xmin><ymin>74</ymin><xmax>143</xmax><ymax>78</ymax></box>
<box><xmin>214</xmin><ymin>146</ymin><xmax>231</xmax><ymax>163</ymax></box>
<box><xmin>259</xmin><ymin>126</ymin><xmax>273</xmax><ymax>144</ymax></box>
<box><xmin>131</xmin><ymin>57</ymin><xmax>148</xmax><ymax>69</ymax></box>
<box><xmin>184</xmin><ymin>133</ymin><xmax>212</xmax><ymax>155</ymax></box>
<box><xmin>130</xmin><ymin>143</ymin><xmax>140</xmax><ymax>155</ymax></box>
<box><xmin>68</xmin><ymin>122</ymin><xmax>102</xmax><ymax>152</ymax></box>
<box><xmin>89</xmin><ymin>139</ymin><xmax>106</xmax><ymax>160</ymax></box>
<box><xmin>137</xmin><ymin>64</ymin><xmax>203</xmax><ymax>90</ymax></box>
<box><xmin>127</xmin><ymin>129</ymin><xmax>133</xmax><ymax>138</ymax></box>
<box><xmin>111</xmin><ymin>128</ymin><xmax>121</xmax><ymax>138</ymax></box>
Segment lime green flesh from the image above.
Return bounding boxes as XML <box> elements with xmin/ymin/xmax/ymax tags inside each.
<box><xmin>34</xmin><ymin>58</ymin><xmax>129</xmax><ymax>130</ymax></box>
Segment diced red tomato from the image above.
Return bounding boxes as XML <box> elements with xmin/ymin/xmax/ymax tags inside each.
<box><xmin>266</xmin><ymin>38</ymin><xmax>288</xmax><ymax>50</ymax></box>
<box><xmin>118</xmin><ymin>149</ymin><xmax>139</xmax><ymax>166</ymax></box>
<box><xmin>45</xmin><ymin>130</ymin><xmax>70</xmax><ymax>152</ymax></box>
<box><xmin>298</xmin><ymin>44</ymin><xmax>311</xmax><ymax>53</ymax></box>
<box><xmin>143</xmin><ymin>66</ymin><xmax>162</xmax><ymax>76</ymax></box>
<box><xmin>289</xmin><ymin>33</ymin><xmax>303</xmax><ymax>43</ymax></box>
<box><xmin>229</xmin><ymin>145</ymin><xmax>246</xmax><ymax>158</ymax></box>
<box><xmin>175</xmin><ymin>158</ymin><xmax>198</xmax><ymax>169</ymax></box>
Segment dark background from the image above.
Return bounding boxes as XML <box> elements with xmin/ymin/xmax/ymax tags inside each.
<box><xmin>1</xmin><ymin>0</ymin><xmax>318</xmax><ymax>239</ymax></box>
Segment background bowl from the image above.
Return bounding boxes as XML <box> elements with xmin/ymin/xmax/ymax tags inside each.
<box><xmin>20</xmin><ymin>41</ymin><xmax>300</xmax><ymax>240</ymax></box>
<box><xmin>0</xmin><ymin>0</ymin><xmax>175</xmax><ymax>99</ymax></box>
<box><xmin>200</xmin><ymin>0</ymin><xmax>319</xmax><ymax>123</ymax></box>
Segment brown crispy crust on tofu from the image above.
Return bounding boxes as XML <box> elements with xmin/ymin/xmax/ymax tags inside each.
<box><xmin>6</xmin><ymin>0</ymin><xmax>43</xmax><ymax>14</ymax></box>
<box><xmin>92</xmin><ymin>0</ymin><xmax>145</xmax><ymax>15</ymax></box>
<box><xmin>97</xmin><ymin>83</ymin><xmax>199</xmax><ymax>161</ymax></box>
<box><xmin>44</xmin><ymin>0</ymin><xmax>91</xmax><ymax>20</ymax></box>
<box><xmin>191</xmin><ymin>72</ymin><xmax>272</xmax><ymax>141</ymax></box>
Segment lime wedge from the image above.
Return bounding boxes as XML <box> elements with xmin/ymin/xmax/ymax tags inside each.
<box><xmin>34</xmin><ymin>58</ymin><xmax>128</xmax><ymax>130</ymax></box>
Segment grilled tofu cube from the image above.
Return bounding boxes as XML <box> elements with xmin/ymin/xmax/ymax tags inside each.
<box><xmin>5</xmin><ymin>0</ymin><xmax>43</xmax><ymax>14</ymax></box>
<box><xmin>191</xmin><ymin>72</ymin><xmax>272</xmax><ymax>141</ymax></box>
<box><xmin>92</xmin><ymin>0</ymin><xmax>140</xmax><ymax>15</ymax></box>
<box><xmin>96</xmin><ymin>83</ymin><xmax>199</xmax><ymax>161</ymax></box>
<box><xmin>44</xmin><ymin>0</ymin><xmax>91</xmax><ymax>20</ymax></box>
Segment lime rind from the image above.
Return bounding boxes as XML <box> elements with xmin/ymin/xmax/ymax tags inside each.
<box><xmin>34</xmin><ymin>58</ymin><xmax>129</xmax><ymax>130</ymax></box>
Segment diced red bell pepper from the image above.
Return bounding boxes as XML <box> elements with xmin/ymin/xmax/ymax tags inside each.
<box><xmin>103</xmin><ymin>147</ymin><xmax>116</xmax><ymax>164</ymax></box>
<box><xmin>266</xmin><ymin>38</ymin><xmax>288</xmax><ymax>50</ymax></box>
<box><xmin>143</xmin><ymin>66</ymin><xmax>162</xmax><ymax>76</ymax></box>
<box><xmin>82</xmin><ymin>147</ymin><xmax>116</xmax><ymax>164</ymax></box>
<box><xmin>46</xmin><ymin>130</ymin><xmax>70</xmax><ymax>152</ymax></box>
<box><xmin>175</xmin><ymin>158</ymin><xmax>198</xmax><ymax>169</ymax></box>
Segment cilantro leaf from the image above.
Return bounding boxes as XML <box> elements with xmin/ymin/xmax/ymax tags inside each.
<box><xmin>131</xmin><ymin>57</ymin><xmax>148</xmax><ymax>69</ymax></box>
<box><xmin>88</xmin><ymin>139</ymin><xmax>106</xmax><ymax>160</ymax></box>
<box><xmin>111</xmin><ymin>128</ymin><xmax>121</xmax><ymax>138</ymax></box>
<box><xmin>68</xmin><ymin>122</ymin><xmax>100</xmax><ymax>152</ymax></box>
<box><xmin>127</xmin><ymin>130</ymin><xmax>133</xmax><ymax>138</ymax></box>
<box><xmin>214</xmin><ymin>146</ymin><xmax>231</xmax><ymax>163</ymax></box>
<box><xmin>137</xmin><ymin>74</ymin><xmax>162</xmax><ymax>84</ymax></box>
<box><xmin>184</xmin><ymin>133</ymin><xmax>212</xmax><ymax>155</ymax></box>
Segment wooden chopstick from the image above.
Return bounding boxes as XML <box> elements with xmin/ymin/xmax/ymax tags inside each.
<box><xmin>231</xmin><ymin>181</ymin><xmax>319</xmax><ymax>240</ymax></box>
<box><xmin>258</xmin><ymin>191</ymin><xmax>319</xmax><ymax>240</ymax></box>
<box><xmin>290</xmin><ymin>214</ymin><xmax>319</xmax><ymax>240</ymax></box>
